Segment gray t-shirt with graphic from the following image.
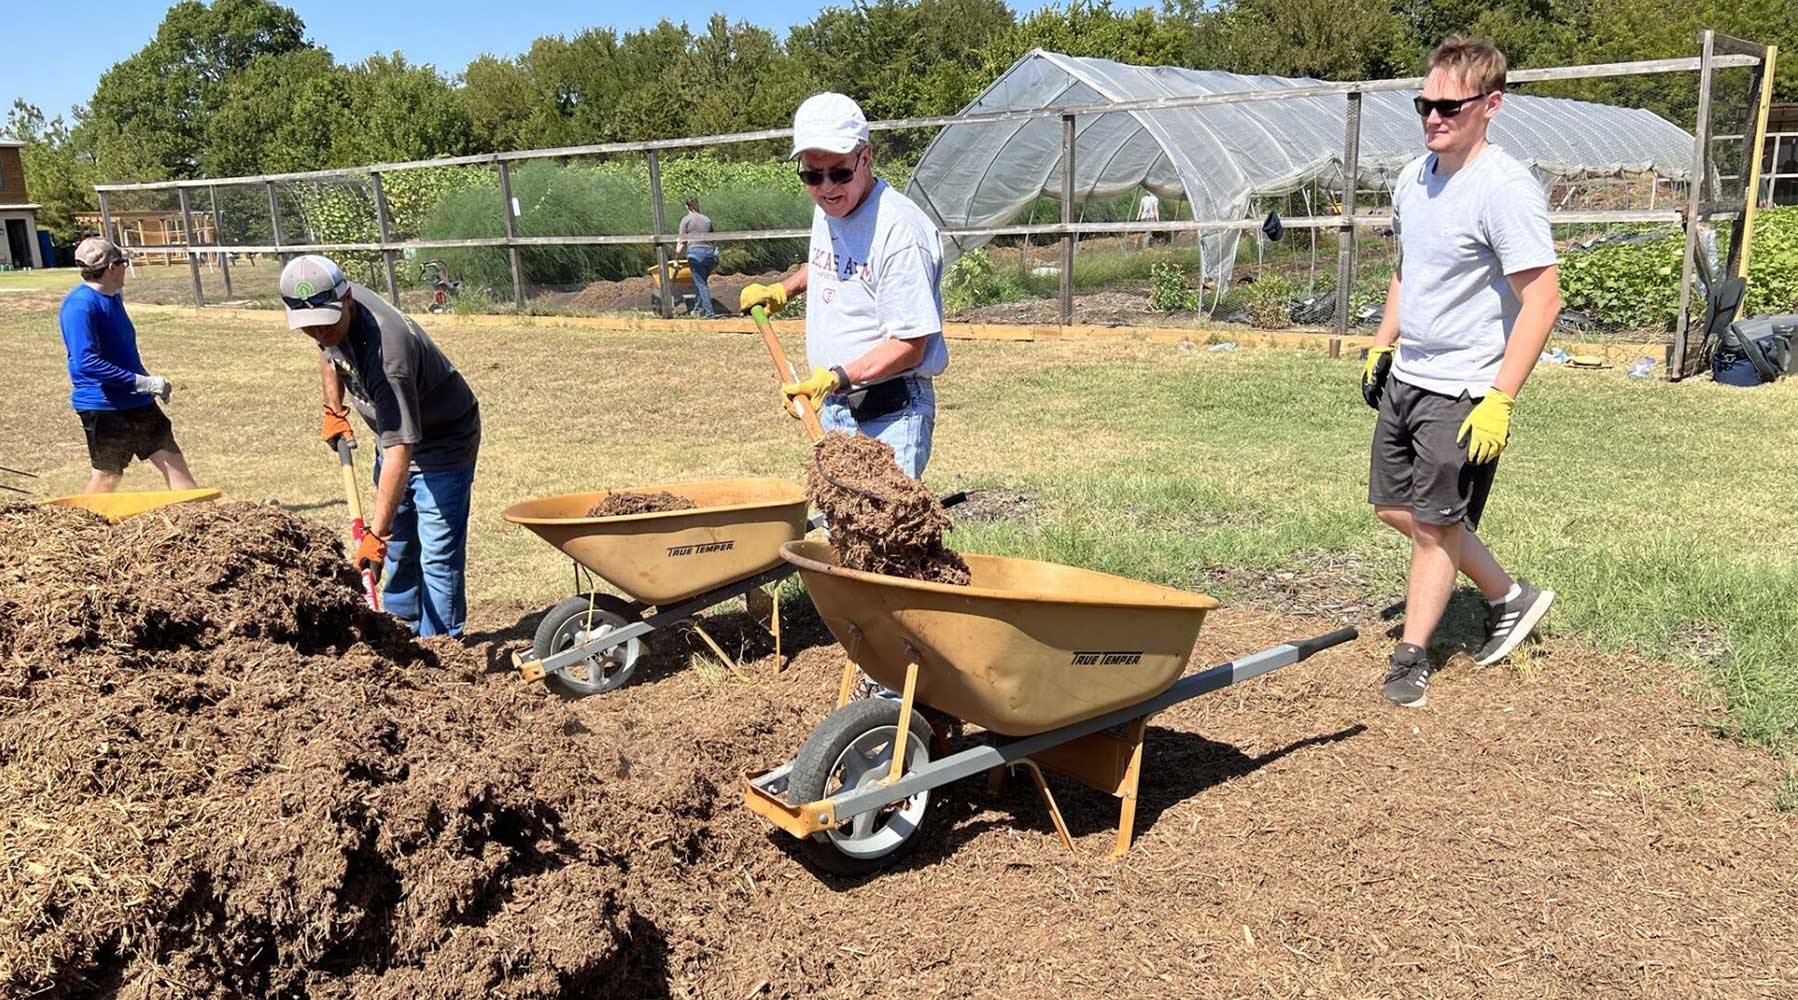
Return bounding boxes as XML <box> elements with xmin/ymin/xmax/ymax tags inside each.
<box><xmin>1391</xmin><ymin>145</ymin><xmax>1557</xmax><ymax>397</ymax></box>
<box><xmin>326</xmin><ymin>284</ymin><xmax>481</xmax><ymax>470</ymax></box>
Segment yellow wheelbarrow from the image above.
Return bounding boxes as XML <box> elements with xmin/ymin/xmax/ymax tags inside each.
<box><xmin>647</xmin><ymin>260</ymin><xmax>699</xmax><ymax>315</ymax></box>
<box><xmin>502</xmin><ymin>477</ymin><xmax>812</xmax><ymax>698</ymax></box>
<box><xmin>744</xmin><ymin>540</ymin><xmax>1357</xmax><ymax>874</ymax></box>
<box><xmin>41</xmin><ymin>488</ymin><xmax>222</xmax><ymax>523</ymax></box>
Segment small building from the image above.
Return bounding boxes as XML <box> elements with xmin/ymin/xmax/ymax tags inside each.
<box><xmin>0</xmin><ymin>139</ymin><xmax>45</xmax><ymax>269</ymax></box>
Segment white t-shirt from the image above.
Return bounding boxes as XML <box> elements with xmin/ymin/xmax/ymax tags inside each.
<box><xmin>1137</xmin><ymin>193</ymin><xmax>1161</xmax><ymax>220</ymax></box>
<box><xmin>1390</xmin><ymin>145</ymin><xmax>1557</xmax><ymax>397</ymax></box>
<box><xmin>805</xmin><ymin>179</ymin><xmax>948</xmax><ymax>380</ymax></box>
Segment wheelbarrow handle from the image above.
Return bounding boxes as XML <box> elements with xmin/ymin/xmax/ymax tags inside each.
<box><xmin>1291</xmin><ymin>626</ymin><xmax>1359</xmax><ymax>661</ymax></box>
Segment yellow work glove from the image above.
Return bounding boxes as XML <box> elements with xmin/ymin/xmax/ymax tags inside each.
<box><xmin>780</xmin><ymin>365</ymin><xmax>844</xmax><ymax>418</ymax></box>
<box><xmin>739</xmin><ymin>282</ymin><xmax>788</xmax><ymax>315</ymax></box>
<box><xmin>1361</xmin><ymin>345</ymin><xmax>1394</xmax><ymax>409</ymax></box>
<box><xmin>1456</xmin><ymin>388</ymin><xmax>1515</xmax><ymax>465</ymax></box>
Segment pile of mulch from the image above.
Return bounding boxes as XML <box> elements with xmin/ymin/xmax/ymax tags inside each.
<box><xmin>586</xmin><ymin>490</ymin><xmax>697</xmax><ymax>518</ymax></box>
<box><xmin>805</xmin><ymin>432</ymin><xmax>970</xmax><ymax>585</ymax></box>
<box><xmin>0</xmin><ymin>500</ymin><xmax>720</xmax><ymax>999</ymax></box>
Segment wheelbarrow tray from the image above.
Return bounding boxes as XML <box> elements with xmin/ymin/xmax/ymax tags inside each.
<box><xmin>42</xmin><ymin>487</ymin><xmax>223</xmax><ymax>523</ymax></box>
<box><xmin>502</xmin><ymin>477</ymin><xmax>807</xmax><ymax>606</ymax></box>
<box><xmin>780</xmin><ymin>540</ymin><xmax>1219</xmax><ymax>736</ymax></box>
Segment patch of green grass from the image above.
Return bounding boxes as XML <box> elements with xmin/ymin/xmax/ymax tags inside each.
<box><xmin>0</xmin><ymin>268</ymin><xmax>80</xmax><ymax>292</ymax></box>
<box><xmin>1775</xmin><ymin>765</ymin><xmax>1798</xmax><ymax>813</ymax></box>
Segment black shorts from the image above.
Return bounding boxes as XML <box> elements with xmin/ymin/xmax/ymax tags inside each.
<box><xmin>1368</xmin><ymin>378</ymin><xmax>1499</xmax><ymax>531</ymax></box>
<box><xmin>78</xmin><ymin>404</ymin><xmax>181</xmax><ymax>474</ymax></box>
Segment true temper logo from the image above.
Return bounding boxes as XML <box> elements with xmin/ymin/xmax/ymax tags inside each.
<box><xmin>666</xmin><ymin>541</ymin><xmax>735</xmax><ymax>557</ymax></box>
<box><xmin>1071</xmin><ymin>650</ymin><xmax>1143</xmax><ymax>666</ymax></box>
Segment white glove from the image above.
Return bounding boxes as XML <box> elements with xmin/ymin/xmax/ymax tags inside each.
<box><xmin>134</xmin><ymin>374</ymin><xmax>172</xmax><ymax>402</ymax></box>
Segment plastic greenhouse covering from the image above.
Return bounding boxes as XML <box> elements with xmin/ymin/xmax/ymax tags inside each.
<box><xmin>908</xmin><ymin>50</ymin><xmax>1698</xmax><ymax>289</ymax></box>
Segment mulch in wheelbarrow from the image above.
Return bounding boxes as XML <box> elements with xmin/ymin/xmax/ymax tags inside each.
<box><xmin>805</xmin><ymin>431</ymin><xmax>970</xmax><ymax>585</ymax></box>
<box><xmin>585</xmin><ymin>490</ymin><xmax>698</xmax><ymax>518</ymax></box>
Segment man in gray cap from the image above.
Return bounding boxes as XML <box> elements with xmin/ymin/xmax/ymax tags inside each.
<box><xmin>57</xmin><ymin>237</ymin><xmax>199</xmax><ymax>493</ymax></box>
<box><xmin>281</xmin><ymin>254</ymin><xmax>481</xmax><ymax>638</ymax></box>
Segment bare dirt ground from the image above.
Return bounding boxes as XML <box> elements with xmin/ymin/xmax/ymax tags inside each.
<box><xmin>5</xmin><ymin>502</ymin><xmax>1794</xmax><ymax>999</ymax></box>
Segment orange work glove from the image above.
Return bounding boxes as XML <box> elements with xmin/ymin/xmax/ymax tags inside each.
<box><xmin>322</xmin><ymin>406</ymin><xmax>356</xmax><ymax>447</ymax></box>
<box><xmin>353</xmin><ymin>531</ymin><xmax>388</xmax><ymax>580</ymax></box>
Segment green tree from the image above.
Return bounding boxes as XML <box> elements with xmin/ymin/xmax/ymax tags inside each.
<box><xmin>203</xmin><ymin>47</ymin><xmax>338</xmax><ymax>175</ymax></box>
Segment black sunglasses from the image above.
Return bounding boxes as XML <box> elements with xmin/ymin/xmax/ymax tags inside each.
<box><xmin>797</xmin><ymin>161</ymin><xmax>860</xmax><ymax>187</ymax></box>
<box><xmin>1413</xmin><ymin>94</ymin><xmax>1488</xmax><ymax>119</ymax></box>
<box><xmin>282</xmin><ymin>287</ymin><xmax>342</xmax><ymax>311</ymax></box>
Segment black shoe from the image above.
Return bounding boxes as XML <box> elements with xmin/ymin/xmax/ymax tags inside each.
<box><xmin>1380</xmin><ymin>642</ymin><xmax>1431</xmax><ymax>708</ymax></box>
<box><xmin>1475</xmin><ymin>579</ymin><xmax>1555</xmax><ymax>666</ymax></box>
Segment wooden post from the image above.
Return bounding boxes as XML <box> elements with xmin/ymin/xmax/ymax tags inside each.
<box><xmin>98</xmin><ymin>191</ymin><xmax>115</xmax><ymax>246</ymax></box>
<box><xmin>648</xmin><ymin>150</ymin><xmax>673</xmax><ymax>319</ymax></box>
<box><xmin>370</xmin><ymin>172</ymin><xmax>400</xmax><ymax>306</ymax></box>
<box><xmin>1729</xmin><ymin>45</ymin><xmax>1778</xmax><ymax>278</ymax></box>
<box><xmin>497</xmin><ymin>161</ymin><xmax>525</xmax><ymax>312</ymax></box>
<box><xmin>266</xmin><ymin>180</ymin><xmax>287</xmax><ymax>268</ymax></box>
<box><xmin>177</xmin><ymin>187</ymin><xmax>205</xmax><ymax>307</ymax></box>
<box><xmin>1671</xmin><ymin>31</ymin><xmax>1716</xmax><ymax>380</ymax></box>
<box><xmin>208</xmin><ymin>185</ymin><xmax>233</xmax><ymax>297</ymax></box>
<box><xmin>1060</xmin><ymin>113</ymin><xmax>1075</xmax><ymax>326</ymax></box>
<box><xmin>1334</xmin><ymin>91</ymin><xmax>1362</xmax><ymax>336</ymax></box>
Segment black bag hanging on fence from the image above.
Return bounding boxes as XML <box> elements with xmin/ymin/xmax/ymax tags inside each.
<box><xmin>1713</xmin><ymin>314</ymin><xmax>1798</xmax><ymax>386</ymax></box>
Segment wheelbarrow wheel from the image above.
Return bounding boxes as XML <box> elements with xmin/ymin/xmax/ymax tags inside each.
<box><xmin>531</xmin><ymin>594</ymin><xmax>644</xmax><ymax>699</ymax></box>
<box><xmin>786</xmin><ymin>698</ymin><xmax>935</xmax><ymax>876</ymax></box>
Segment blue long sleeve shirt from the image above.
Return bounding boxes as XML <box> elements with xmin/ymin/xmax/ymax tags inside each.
<box><xmin>59</xmin><ymin>284</ymin><xmax>152</xmax><ymax>411</ymax></box>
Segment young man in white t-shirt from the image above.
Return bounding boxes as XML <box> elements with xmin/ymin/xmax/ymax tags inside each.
<box><xmin>1136</xmin><ymin>191</ymin><xmax>1160</xmax><ymax>249</ymax></box>
<box><xmin>1360</xmin><ymin>37</ymin><xmax>1562</xmax><ymax>708</ymax></box>
<box><xmin>738</xmin><ymin>92</ymin><xmax>948</xmax><ymax>478</ymax></box>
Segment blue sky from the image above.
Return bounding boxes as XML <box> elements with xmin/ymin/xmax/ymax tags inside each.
<box><xmin>5</xmin><ymin>1</ymin><xmax>1143</xmax><ymax>127</ymax></box>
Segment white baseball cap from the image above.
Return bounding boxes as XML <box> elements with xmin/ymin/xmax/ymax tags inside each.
<box><xmin>279</xmin><ymin>255</ymin><xmax>351</xmax><ymax>330</ymax></box>
<box><xmin>791</xmin><ymin>92</ymin><xmax>870</xmax><ymax>159</ymax></box>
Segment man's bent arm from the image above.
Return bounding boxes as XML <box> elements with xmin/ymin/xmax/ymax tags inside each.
<box><xmin>1493</xmin><ymin>265</ymin><xmax>1561</xmax><ymax>398</ymax></box>
<box><xmin>320</xmin><ymin>354</ymin><xmax>347</xmax><ymax>412</ymax></box>
<box><xmin>845</xmin><ymin>337</ymin><xmax>928</xmax><ymax>386</ymax></box>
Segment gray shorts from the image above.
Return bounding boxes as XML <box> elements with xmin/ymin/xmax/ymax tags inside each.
<box><xmin>1369</xmin><ymin>378</ymin><xmax>1498</xmax><ymax>530</ymax></box>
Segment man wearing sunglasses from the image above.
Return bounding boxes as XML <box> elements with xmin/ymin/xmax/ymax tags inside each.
<box><xmin>1362</xmin><ymin>37</ymin><xmax>1561</xmax><ymax>708</ymax></box>
<box><xmin>280</xmin><ymin>255</ymin><xmax>482</xmax><ymax>639</ymax></box>
<box><xmin>739</xmin><ymin>91</ymin><xmax>948</xmax><ymax>479</ymax></box>
<box><xmin>57</xmin><ymin>237</ymin><xmax>199</xmax><ymax>494</ymax></box>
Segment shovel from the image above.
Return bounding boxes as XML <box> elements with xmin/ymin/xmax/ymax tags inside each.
<box><xmin>750</xmin><ymin>305</ymin><xmax>824</xmax><ymax>442</ymax></box>
<box><xmin>335</xmin><ymin>438</ymin><xmax>382</xmax><ymax>611</ymax></box>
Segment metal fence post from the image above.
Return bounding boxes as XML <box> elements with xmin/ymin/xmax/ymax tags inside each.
<box><xmin>1671</xmin><ymin>31</ymin><xmax>1716</xmax><ymax>379</ymax></box>
<box><xmin>1060</xmin><ymin>113</ymin><xmax>1076</xmax><ymax>326</ymax></box>
<box><xmin>648</xmin><ymin>151</ymin><xmax>673</xmax><ymax>319</ymax></box>
<box><xmin>266</xmin><ymin>180</ymin><xmax>287</xmax><ymax>269</ymax></box>
<box><xmin>177</xmin><ymin>187</ymin><xmax>205</xmax><ymax>308</ymax></box>
<box><xmin>208</xmin><ymin>185</ymin><xmax>233</xmax><ymax>298</ymax></box>
<box><xmin>497</xmin><ymin>161</ymin><xmax>525</xmax><ymax>312</ymax></box>
<box><xmin>1334</xmin><ymin>91</ymin><xmax>1362</xmax><ymax>336</ymax></box>
<box><xmin>370</xmin><ymin>171</ymin><xmax>400</xmax><ymax>306</ymax></box>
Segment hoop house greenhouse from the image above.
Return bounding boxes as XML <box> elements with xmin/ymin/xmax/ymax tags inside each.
<box><xmin>907</xmin><ymin>50</ymin><xmax>1700</xmax><ymax>291</ymax></box>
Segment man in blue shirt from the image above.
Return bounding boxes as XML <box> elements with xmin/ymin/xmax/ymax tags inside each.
<box><xmin>57</xmin><ymin>238</ymin><xmax>198</xmax><ymax>493</ymax></box>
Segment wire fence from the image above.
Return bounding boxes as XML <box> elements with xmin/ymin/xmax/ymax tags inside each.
<box><xmin>90</xmin><ymin>34</ymin><xmax>1775</xmax><ymax>376</ymax></box>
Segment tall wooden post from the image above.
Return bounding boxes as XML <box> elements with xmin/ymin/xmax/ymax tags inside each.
<box><xmin>177</xmin><ymin>187</ymin><xmax>205</xmax><ymax>307</ymax></box>
<box><xmin>1671</xmin><ymin>31</ymin><xmax>1717</xmax><ymax>380</ymax></box>
<box><xmin>1333</xmin><ymin>92</ymin><xmax>1362</xmax><ymax>336</ymax></box>
<box><xmin>648</xmin><ymin>150</ymin><xmax>673</xmax><ymax>319</ymax></box>
<box><xmin>498</xmin><ymin>161</ymin><xmax>525</xmax><ymax>312</ymax></box>
<box><xmin>1060</xmin><ymin>113</ymin><xmax>1076</xmax><ymax>326</ymax></box>
<box><xmin>208</xmin><ymin>185</ymin><xmax>233</xmax><ymax>297</ymax></box>
<box><xmin>370</xmin><ymin>172</ymin><xmax>400</xmax><ymax>306</ymax></box>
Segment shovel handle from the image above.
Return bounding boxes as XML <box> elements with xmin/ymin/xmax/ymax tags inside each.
<box><xmin>751</xmin><ymin>305</ymin><xmax>825</xmax><ymax>442</ymax></box>
<box><xmin>335</xmin><ymin>438</ymin><xmax>382</xmax><ymax>612</ymax></box>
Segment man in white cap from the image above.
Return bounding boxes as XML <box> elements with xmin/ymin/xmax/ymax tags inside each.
<box><xmin>57</xmin><ymin>237</ymin><xmax>199</xmax><ymax>493</ymax></box>
<box><xmin>280</xmin><ymin>254</ymin><xmax>482</xmax><ymax>639</ymax></box>
<box><xmin>739</xmin><ymin>91</ymin><xmax>948</xmax><ymax>478</ymax></box>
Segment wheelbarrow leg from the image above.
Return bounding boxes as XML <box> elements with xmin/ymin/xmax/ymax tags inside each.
<box><xmin>1111</xmin><ymin>718</ymin><xmax>1148</xmax><ymax>857</ymax></box>
<box><xmin>686</xmin><ymin>621</ymin><xmax>749</xmax><ymax>680</ymax></box>
<box><xmin>1014</xmin><ymin>759</ymin><xmax>1075</xmax><ymax>853</ymax></box>
<box><xmin>885</xmin><ymin>652</ymin><xmax>922</xmax><ymax>784</ymax></box>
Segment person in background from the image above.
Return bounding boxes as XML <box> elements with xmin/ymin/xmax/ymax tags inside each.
<box><xmin>57</xmin><ymin>237</ymin><xmax>198</xmax><ymax>494</ymax></box>
<box><xmin>281</xmin><ymin>254</ymin><xmax>481</xmax><ymax>639</ymax></box>
<box><xmin>1136</xmin><ymin>189</ymin><xmax>1161</xmax><ymax>249</ymax></box>
<box><xmin>1361</xmin><ymin>36</ymin><xmax>1560</xmax><ymax>709</ymax></box>
<box><xmin>676</xmin><ymin>195</ymin><xmax>721</xmax><ymax>319</ymax></box>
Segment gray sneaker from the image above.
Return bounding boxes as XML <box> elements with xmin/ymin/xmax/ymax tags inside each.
<box><xmin>1380</xmin><ymin>643</ymin><xmax>1432</xmax><ymax>708</ymax></box>
<box><xmin>1475</xmin><ymin>579</ymin><xmax>1555</xmax><ymax>666</ymax></box>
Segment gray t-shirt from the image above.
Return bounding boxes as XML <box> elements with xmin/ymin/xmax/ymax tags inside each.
<box><xmin>326</xmin><ymin>284</ymin><xmax>481</xmax><ymax>470</ymax></box>
<box><xmin>1391</xmin><ymin>145</ymin><xmax>1557</xmax><ymax>397</ymax></box>
<box><xmin>678</xmin><ymin>210</ymin><xmax>715</xmax><ymax>253</ymax></box>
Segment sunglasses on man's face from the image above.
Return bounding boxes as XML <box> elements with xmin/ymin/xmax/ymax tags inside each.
<box><xmin>797</xmin><ymin>161</ymin><xmax>860</xmax><ymax>187</ymax></box>
<box><xmin>1413</xmin><ymin>94</ymin><xmax>1488</xmax><ymax>119</ymax></box>
<box><xmin>282</xmin><ymin>287</ymin><xmax>342</xmax><ymax>311</ymax></box>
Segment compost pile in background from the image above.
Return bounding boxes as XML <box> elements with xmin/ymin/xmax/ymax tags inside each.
<box><xmin>805</xmin><ymin>432</ymin><xmax>970</xmax><ymax>585</ymax></box>
<box><xmin>587</xmin><ymin>490</ymin><xmax>697</xmax><ymax>517</ymax></box>
<box><xmin>0</xmin><ymin>500</ymin><xmax>698</xmax><ymax>999</ymax></box>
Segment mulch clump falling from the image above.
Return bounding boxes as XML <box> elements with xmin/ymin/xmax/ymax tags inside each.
<box><xmin>805</xmin><ymin>431</ymin><xmax>970</xmax><ymax>585</ymax></box>
<box><xmin>585</xmin><ymin>490</ymin><xmax>697</xmax><ymax>517</ymax></box>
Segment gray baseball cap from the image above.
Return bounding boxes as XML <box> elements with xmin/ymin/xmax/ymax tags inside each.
<box><xmin>279</xmin><ymin>255</ymin><xmax>351</xmax><ymax>329</ymax></box>
<box><xmin>74</xmin><ymin>237</ymin><xmax>129</xmax><ymax>270</ymax></box>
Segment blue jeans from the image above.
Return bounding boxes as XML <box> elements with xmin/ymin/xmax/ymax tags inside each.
<box><xmin>819</xmin><ymin>375</ymin><xmax>935</xmax><ymax>477</ymax></box>
<box><xmin>686</xmin><ymin>247</ymin><xmax>719</xmax><ymax>317</ymax></box>
<box><xmin>372</xmin><ymin>458</ymin><xmax>476</xmax><ymax>638</ymax></box>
